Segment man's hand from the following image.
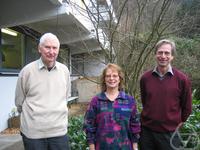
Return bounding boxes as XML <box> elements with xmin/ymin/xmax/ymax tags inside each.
<box><xmin>177</xmin><ymin>122</ymin><xmax>183</xmax><ymax>128</ymax></box>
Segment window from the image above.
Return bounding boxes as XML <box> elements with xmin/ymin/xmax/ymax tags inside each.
<box><xmin>1</xmin><ymin>29</ymin><xmax>23</xmax><ymax>71</ymax></box>
<box><xmin>25</xmin><ymin>36</ymin><xmax>39</xmax><ymax>64</ymax></box>
<box><xmin>71</xmin><ymin>54</ymin><xmax>84</xmax><ymax>75</ymax></box>
<box><xmin>0</xmin><ymin>28</ymin><xmax>38</xmax><ymax>74</ymax></box>
<box><xmin>0</xmin><ymin>27</ymin><xmax>72</xmax><ymax>75</ymax></box>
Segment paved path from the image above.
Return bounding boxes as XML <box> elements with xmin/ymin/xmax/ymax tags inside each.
<box><xmin>0</xmin><ymin>134</ymin><xmax>24</xmax><ymax>150</ymax></box>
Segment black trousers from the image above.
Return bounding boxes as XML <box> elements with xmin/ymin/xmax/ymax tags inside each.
<box><xmin>139</xmin><ymin>127</ymin><xmax>182</xmax><ymax>150</ymax></box>
<box><xmin>21</xmin><ymin>132</ymin><xmax>70</xmax><ymax>150</ymax></box>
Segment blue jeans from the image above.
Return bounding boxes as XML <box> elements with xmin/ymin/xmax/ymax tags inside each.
<box><xmin>21</xmin><ymin>133</ymin><xmax>70</xmax><ymax>150</ymax></box>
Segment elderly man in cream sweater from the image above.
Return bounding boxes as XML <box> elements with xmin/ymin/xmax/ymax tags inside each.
<box><xmin>15</xmin><ymin>33</ymin><xmax>71</xmax><ymax>150</ymax></box>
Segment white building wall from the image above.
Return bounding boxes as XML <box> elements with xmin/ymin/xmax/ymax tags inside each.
<box><xmin>0</xmin><ymin>76</ymin><xmax>18</xmax><ymax>132</ymax></box>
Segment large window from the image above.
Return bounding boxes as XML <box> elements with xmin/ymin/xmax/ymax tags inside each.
<box><xmin>1</xmin><ymin>29</ymin><xmax>23</xmax><ymax>70</ymax></box>
<box><xmin>0</xmin><ymin>28</ymin><xmax>38</xmax><ymax>74</ymax></box>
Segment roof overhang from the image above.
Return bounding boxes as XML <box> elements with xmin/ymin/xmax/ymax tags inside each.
<box><xmin>0</xmin><ymin>0</ymin><xmax>101</xmax><ymax>54</ymax></box>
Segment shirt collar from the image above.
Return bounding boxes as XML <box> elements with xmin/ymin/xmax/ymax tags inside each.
<box><xmin>97</xmin><ymin>91</ymin><xmax>127</xmax><ymax>101</ymax></box>
<box><xmin>38</xmin><ymin>58</ymin><xmax>57</xmax><ymax>70</ymax></box>
<box><xmin>153</xmin><ymin>65</ymin><xmax>173</xmax><ymax>76</ymax></box>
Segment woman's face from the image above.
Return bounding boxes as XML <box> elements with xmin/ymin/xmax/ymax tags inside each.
<box><xmin>105</xmin><ymin>68</ymin><xmax>120</xmax><ymax>90</ymax></box>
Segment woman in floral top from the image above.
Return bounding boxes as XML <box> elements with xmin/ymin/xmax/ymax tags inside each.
<box><xmin>83</xmin><ymin>63</ymin><xmax>140</xmax><ymax>150</ymax></box>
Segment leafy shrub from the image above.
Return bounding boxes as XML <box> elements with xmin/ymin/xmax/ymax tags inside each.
<box><xmin>68</xmin><ymin>115</ymin><xmax>89</xmax><ymax>150</ymax></box>
<box><xmin>180</xmin><ymin>99</ymin><xmax>200</xmax><ymax>149</ymax></box>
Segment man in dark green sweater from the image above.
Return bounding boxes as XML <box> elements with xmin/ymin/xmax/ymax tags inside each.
<box><xmin>140</xmin><ymin>39</ymin><xmax>192</xmax><ymax>150</ymax></box>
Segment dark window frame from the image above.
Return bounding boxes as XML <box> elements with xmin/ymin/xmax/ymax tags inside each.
<box><xmin>0</xmin><ymin>26</ymin><xmax>40</xmax><ymax>76</ymax></box>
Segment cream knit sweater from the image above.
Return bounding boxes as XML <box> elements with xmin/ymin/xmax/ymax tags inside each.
<box><xmin>15</xmin><ymin>59</ymin><xmax>71</xmax><ymax>139</ymax></box>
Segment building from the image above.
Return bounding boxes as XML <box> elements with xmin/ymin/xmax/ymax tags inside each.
<box><xmin>0</xmin><ymin>0</ymin><xmax>114</xmax><ymax>132</ymax></box>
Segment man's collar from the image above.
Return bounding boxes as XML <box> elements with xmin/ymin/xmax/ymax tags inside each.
<box><xmin>97</xmin><ymin>91</ymin><xmax>127</xmax><ymax>101</ymax></box>
<box><xmin>38</xmin><ymin>58</ymin><xmax>57</xmax><ymax>70</ymax></box>
<box><xmin>153</xmin><ymin>65</ymin><xmax>174</xmax><ymax>76</ymax></box>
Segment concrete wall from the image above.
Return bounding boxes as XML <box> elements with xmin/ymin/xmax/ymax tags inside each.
<box><xmin>0</xmin><ymin>76</ymin><xmax>18</xmax><ymax>132</ymax></box>
<box><xmin>73</xmin><ymin>77</ymin><xmax>101</xmax><ymax>102</ymax></box>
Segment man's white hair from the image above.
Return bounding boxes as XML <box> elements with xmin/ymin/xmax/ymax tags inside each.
<box><xmin>39</xmin><ymin>33</ymin><xmax>60</xmax><ymax>48</ymax></box>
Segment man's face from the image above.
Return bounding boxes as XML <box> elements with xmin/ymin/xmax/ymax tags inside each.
<box><xmin>38</xmin><ymin>38</ymin><xmax>59</xmax><ymax>67</ymax></box>
<box><xmin>155</xmin><ymin>43</ymin><xmax>174</xmax><ymax>68</ymax></box>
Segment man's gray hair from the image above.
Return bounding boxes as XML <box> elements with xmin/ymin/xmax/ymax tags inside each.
<box><xmin>155</xmin><ymin>39</ymin><xmax>176</xmax><ymax>56</ymax></box>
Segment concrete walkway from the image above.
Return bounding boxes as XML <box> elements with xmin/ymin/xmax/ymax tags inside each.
<box><xmin>0</xmin><ymin>134</ymin><xmax>24</xmax><ymax>150</ymax></box>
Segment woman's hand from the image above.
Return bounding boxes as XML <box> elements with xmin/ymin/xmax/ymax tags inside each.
<box><xmin>133</xmin><ymin>143</ymin><xmax>138</xmax><ymax>150</ymax></box>
<box><xmin>89</xmin><ymin>144</ymin><xmax>95</xmax><ymax>150</ymax></box>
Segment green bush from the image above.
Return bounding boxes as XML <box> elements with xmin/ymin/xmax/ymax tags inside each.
<box><xmin>180</xmin><ymin>99</ymin><xmax>200</xmax><ymax>149</ymax></box>
<box><xmin>68</xmin><ymin>115</ymin><xmax>89</xmax><ymax>150</ymax></box>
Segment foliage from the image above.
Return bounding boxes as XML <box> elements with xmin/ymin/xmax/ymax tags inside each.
<box><xmin>9</xmin><ymin>107</ymin><xmax>19</xmax><ymax>118</ymax></box>
<box><xmin>176</xmin><ymin>0</ymin><xmax>200</xmax><ymax>38</ymax></box>
<box><xmin>184</xmin><ymin>100</ymin><xmax>200</xmax><ymax>132</ymax></box>
<box><xmin>68</xmin><ymin>0</ymin><xmax>186</xmax><ymax>97</ymax></box>
<box><xmin>180</xmin><ymin>99</ymin><xmax>200</xmax><ymax>149</ymax></box>
<box><xmin>67</xmin><ymin>0</ymin><xmax>200</xmax><ymax>100</ymax></box>
<box><xmin>173</xmin><ymin>37</ymin><xmax>200</xmax><ymax>99</ymax></box>
<box><xmin>68</xmin><ymin>115</ymin><xmax>88</xmax><ymax>150</ymax></box>
<box><xmin>193</xmin><ymin>88</ymin><xmax>200</xmax><ymax>101</ymax></box>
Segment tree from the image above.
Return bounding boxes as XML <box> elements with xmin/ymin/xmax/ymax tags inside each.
<box><xmin>68</xmin><ymin>0</ymin><xmax>192</xmax><ymax>97</ymax></box>
<box><xmin>176</xmin><ymin>0</ymin><xmax>200</xmax><ymax>38</ymax></box>
<box><xmin>173</xmin><ymin>37</ymin><xmax>200</xmax><ymax>99</ymax></box>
